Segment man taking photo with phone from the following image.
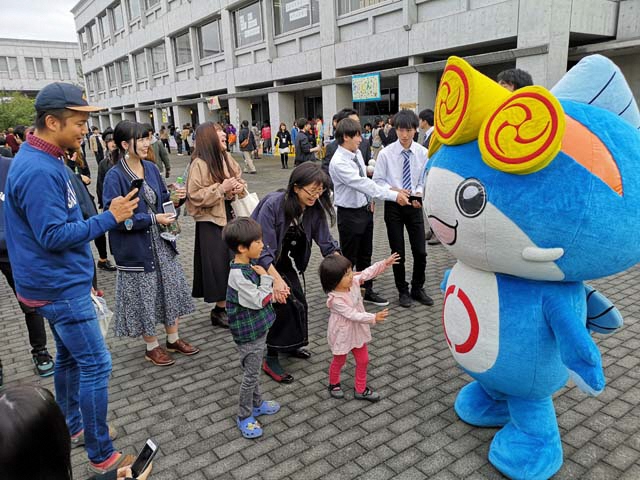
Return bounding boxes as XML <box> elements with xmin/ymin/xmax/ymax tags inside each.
<box><xmin>4</xmin><ymin>82</ymin><xmax>139</xmax><ymax>476</ymax></box>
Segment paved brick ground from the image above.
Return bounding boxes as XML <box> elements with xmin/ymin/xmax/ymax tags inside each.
<box><xmin>1</xmin><ymin>151</ymin><xmax>639</xmax><ymax>479</ymax></box>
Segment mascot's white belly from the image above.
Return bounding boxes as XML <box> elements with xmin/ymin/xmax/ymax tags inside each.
<box><xmin>443</xmin><ymin>262</ymin><xmax>500</xmax><ymax>373</ymax></box>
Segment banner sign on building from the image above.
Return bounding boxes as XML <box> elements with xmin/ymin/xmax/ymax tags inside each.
<box><xmin>207</xmin><ymin>96</ymin><xmax>221</xmax><ymax>111</ymax></box>
<box><xmin>352</xmin><ymin>73</ymin><xmax>381</xmax><ymax>102</ymax></box>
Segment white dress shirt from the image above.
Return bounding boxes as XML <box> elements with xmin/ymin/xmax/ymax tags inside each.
<box><xmin>373</xmin><ymin>140</ymin><xmax>428</xmax><ymax>195</ymax></box>
<box><xmin>329</xmin><ymin>145</ymin><xmax>398</xmax><ymax>208</ymax></box>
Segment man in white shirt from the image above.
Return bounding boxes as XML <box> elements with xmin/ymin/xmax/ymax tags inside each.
<box><xmin>329</xmin><ymin>118</ymin><xmax>410</xmax><ymax>306</ymax></box>
<box><xmin>373</xmin><ymin>110</ymin><xmax>433</xmax><ymax>308</ymax></box>
<box><xmin>418</xmin><ymin>109</ymin><xmax>434</xmax><ymax>149</ymax></box>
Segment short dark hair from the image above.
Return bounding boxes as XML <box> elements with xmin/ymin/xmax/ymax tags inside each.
<box><xmin>497</xmin><ymin>68</ymin><xmax>533</xmax><ymax>90</ymax></box>
<box><xmin>335</xmin><ymin>108</ymin><xmax>358</xmax><ymax>125</ymax></box>
<box><xmin>0</xmin><ymin>385</ymin><xmax>73</xmax><ymax>479</ymax></box>
<box><xmin>319</xmin><ymin>254</ymin><xmax>353</xmax><ymax>293</ymax></box>
<box><xmin>335</xmin><ymin>118</ymin><xmax>361</xmax><ymax>145</ymax></box>
<box><xmin>222</xmin><ymin>217</ymin><xmax>263</xmax><ymax>253</ymax></box>
<box><xmin>393</xmin><ymin>109</ymin><xmax>419</xmax><ymax>130</ymax></box>
<box><xmin>241</xmin><ymin>120</ymin><xmax>249</xmax><ymax>128</ymax></box>
<box><xmin>418</xmin><ymin>109</ymin><xmax>434</xmax><ymax>126</ymax></box>
<box><xmin>34</xmin><ymin>109</ymin><xmax>74</xmax><ymax>131</ymax></box>
<box><xmin>296</xmin><ymin>117</ymin><xmax>308</xmax><ymax>130</ymax></box>
<box><xmin>91</xmin><ymin>125</ymin><xmax>99</xmax><ymax>131</ymax></box>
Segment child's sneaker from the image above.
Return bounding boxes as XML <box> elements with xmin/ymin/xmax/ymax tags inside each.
<box><xmin>354</xmin><ymin>387</ymin><xmax>380</xmax><ymax>402</ymax></box>
<box><xmin>33</xmin><ymin>350</ymin><xmax>55</xmax><ymax>378</ymax></box>
<box><xmin>237</xmin><ymin>416</ymin><xmax>263</xmax><ymax>439</ymax></box>
<box><xmin>328</xmin><ymin>383</ymin><xmax>344</xmax><ymax>399</ymax></box>
<box><xmin>252</xmin><ymin>400</ymin><xmax>280</xmax><ymax>417</ymax></box>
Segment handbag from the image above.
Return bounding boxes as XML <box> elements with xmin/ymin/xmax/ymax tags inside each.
<box><xmin>91</xmin><ymin>293</ymin><xmax>113</xmax><ymax>338</ymax></box>
<box><xmin>231</xmin><ymin>188</ymin><xmax>259</xmax><ymax>217</ymax></box>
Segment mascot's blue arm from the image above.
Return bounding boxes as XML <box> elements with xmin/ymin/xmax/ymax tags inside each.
<box><xmin>545</xmin><ymin>293</ymin><xmax>606</xmax><ymax>396</ymax></box>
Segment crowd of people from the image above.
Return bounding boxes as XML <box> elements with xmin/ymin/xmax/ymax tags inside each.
<box><xmin>0</xmin><ymin>67</ymin><xmax>533</xmax><ymax>478</ymax></box>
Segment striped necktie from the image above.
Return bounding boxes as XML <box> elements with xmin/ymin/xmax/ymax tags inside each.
<box><xmin>402</xmin><ymin>149</ymin><xmax>412</xmax><ymax>191</ymax></box>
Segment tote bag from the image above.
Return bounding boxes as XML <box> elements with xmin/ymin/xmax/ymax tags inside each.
<box><xmin>231</xmin><ymin>188</ymin><xmax>259</xmax><ymax>217</ymax></box>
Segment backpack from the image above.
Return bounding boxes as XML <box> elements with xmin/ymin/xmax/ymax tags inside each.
<box><xmin>372</xmin><ymin>127</ymin><xmax>382</xmax><ymax>148</ymax></box>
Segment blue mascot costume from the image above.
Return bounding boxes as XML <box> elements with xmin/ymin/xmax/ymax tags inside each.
<box><xmin>424</xmin><ymin>54</ymin><xmax>640</xmax><ymax>479</ymax></box>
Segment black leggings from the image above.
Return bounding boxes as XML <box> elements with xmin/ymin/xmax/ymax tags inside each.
<box><xmin>94</xmin><ymin>234</ymin><xmax>108</xmax><ymax>260</ymax></box>
<box><xmin>280</xmin><ymin>153</ymin><xmax>288</xmax><ymax>168</ymax></box>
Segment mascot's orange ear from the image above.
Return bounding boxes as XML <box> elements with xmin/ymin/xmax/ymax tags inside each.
<box><xmin>431</xmin><ymin>56</ymin><xmax>511</xmax><ymax>155</ymax></box>
<box><xmin>478</xmin><ymin>86</ymin><xmax>565</xmax><ymax>174</ymax></box>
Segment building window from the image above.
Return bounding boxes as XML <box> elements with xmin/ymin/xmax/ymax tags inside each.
<box><xmin>96</xmin><ymin>70</ymin><xmax>106</xmax><ymax>91</ymax></box>
<box><xmin>25</xmin><ymin>57</ymin><xmax>45</xmax><ymax>79</ymax></box>
<box><xmin>234</xmin><ymin>2</ymin><xmax>263</xmax><ymax>48</ymax></box>
<box><xmin>118</xmin><ymin>58</ymin><xmax>131</xmax><ymax>83</ymax></box>
<box><xmin>98</xmin><ymin>13</ymin><xmax>110</xmax><ymax>38</ymax></box>
<box><xmin>0</xmin><ymin>57</ymin><xmax>19</xmax><ymax>79</ymax></box>
<box><xmin>75</xmin><ymin>59</ymin><xmax>83</xmax><ymax>79</ymax></box>
<box><xmin>79</xmin><ymin>30</ymin><xmax>88</xmax><ymax>52</ymax></box>
<box><xmin>337</xmin><ymin>0</ymin><xmax>386</xmax><ymax>15</ymax></box>
<box><xmin>151</xmin><ymin>44</ymin><xmax>167</xmax><ymax>74</ymax></box>
<box><xmin>127</xmin><ymin>0</ymin><xmax>141</xmax><ymax>20</ymax></box>
<box><xmin>111</xmin><ymin>3</ymin><xmax>124</xmax><ymax>31</ymax></box>
<box><xmin>107</xmin><ymin>64</ymin><xmax>117</xmax><ymax>88</ymax></box>
<box><xmin>50</xmin><ymin>59</ymin><xmax>71</xmax><ymax>80</ymax></box>
<box><xmin>273</xmin><ymin>0</ymin><xmax>319</xmax><ymax>35</ymax></box>
<box><xmin>198</xmin><ymin>20</ymin><xmax>222</xmax><ymax>58</ymax></box>
<box><xmin>173</xmin><ymin>32</ymin><xmax>192</xmax><ymax>66</ymax></box>
<box><xmin>86</xmin><ymin>74</ymin><xmax>94</xmax><ymax>96</ymax></box>
<box><xmin>60</xmin><ymin>59</ymin><xmax>70</xmax><ymax>79</ymax></box>
<box><xmin>134</xmin><ymin>52</ymin><xmax>147</xmax><ymax>78</ymax></box>
<box><xmin>144</xmin><ymin>0</ymin><xmax>160</xmax><ymax>9</ymax></box>
<box><xmin>89</xmin><ymin>22</ymin><xmax>99</xmax><ymax>47</ymax></box>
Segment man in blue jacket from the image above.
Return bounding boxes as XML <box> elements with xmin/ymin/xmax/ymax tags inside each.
<box><xmin>0</xmin><ymin>155</ymin><xmax>55</xmax><ymax>386</ymax></box>
<box><xmin>4</xmin><ymin>82</ymin><xmax>139</xmax><ymax>476</ymax></box>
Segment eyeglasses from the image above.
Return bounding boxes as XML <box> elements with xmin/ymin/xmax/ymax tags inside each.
<box><xmin>301</xmin><ymin>186</ymin><xmax>325</xmax><ymax>198</ymax></box>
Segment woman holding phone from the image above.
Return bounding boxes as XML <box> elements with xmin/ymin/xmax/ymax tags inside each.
<box><xmin>103</xmin><ymin>121</ymin><xmax>198</xmax><ymax>367</ymax></box>
<box><xmin>186</xmin><ymin>122</ymin><xmax>245</xmax><ymax>329</ymax></box>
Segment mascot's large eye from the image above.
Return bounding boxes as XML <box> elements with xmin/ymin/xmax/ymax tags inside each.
<box><xmin>455</xmin><ymin>179</ymin><xmax>486</xmax><ymax>218</ymax></box>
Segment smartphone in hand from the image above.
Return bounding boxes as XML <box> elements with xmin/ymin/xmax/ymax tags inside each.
<box><xmin>131</xmin><ymin>439</ymin><xmax>158</xmax><ymax>477</ymax></box>
<box><xmin>129</xmin><ymin>178</ymin><xmax>144</xmax><ymax>199</ymax></box>
<box><xmin>409</xmin><ymin>195</ymin><xmax>423</xmax><ymax>204</ymax></box>
<box><xmin>162</xmin><ymin>201</ymin><xmax>177</xmax><ymax>217</ymax></box>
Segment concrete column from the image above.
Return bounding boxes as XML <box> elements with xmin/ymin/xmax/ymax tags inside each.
<box><xmin>516</xmin><ymin>0</ymin><xmax>571</xmax><ymax>88</ymax></box>
<box><xmin>109</xmin><ymin>112</ymin><xmax>120</xmax><ymax>127</ymax></box>
<box><xmin>403</xmin><ymin>0</ymin><xmax>417</xmax><ymax>31</ymax></box>
<box><xmin>221</xmin><ymin>8</ymin><xmax>236</xmax><ymax>69</ymax></box>
<box><xmin>189</xmin><ymin>26</ymin><xmax>201</xmax><ymax>78</ymax></box>
<box><xmin>319</xmin><ymin>0</ymin><xmax>338</xmax><ymax>46</ymax></box>
<box><xmin>172</xmin><ymin>104</ymin><xmax>191</xmax><ymax>129</ymax></box>
<box><xmin>98</xmin><ymin>115</ymin><xmax>109</xmax><ymax>131</ymax></box>
<box><xmin>228</xmin><ymin>97</ymin><xmax>252</xmax><ymax>130</ymax></box>
<box><xmin>144</xmin><ymin>47</ymin><xmax>155</xmax><ymax>88</ymax></box>
<box><xmin>262</xmin><ymin>0</ymin><xmax>276</xmax><ymax>61</ymax></box>
<box><xmin>152</xmin><ymin>107</ymin><xmax>163</xmax><ymax>132</ymax></box>
<box><xmin>322</xmin><ymin>84</ymin><xmax>351</xmax><ymax>130</ymax></box>
<box><xmin>268</xmin><ymin>91</ymin><xmax>295</xmax><ymax>132</ymax></box>
<box><xmin>197</xmin><ymin>101</ymin><xmax>218</xmax><ymax>124</ymax></box>
<box><xmin>164</xmin><ymin>36</ymin><xmax>176</xmax><ymax>84</ymax></box>
<box><xmin>398</xmin><ymin>71</ymin><xmax>438</xmax><ymax>113</ymax></box>
<box><xmin>617</xmin><ymin>0</ymin><xmax>640</xmax><ymax>40</ymax></box>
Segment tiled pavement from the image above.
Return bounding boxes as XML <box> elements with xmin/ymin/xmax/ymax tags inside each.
<box><xmin>1</xmin><ymin>152</ymin><xmax>639</xmax><ymax>480</ymax></box>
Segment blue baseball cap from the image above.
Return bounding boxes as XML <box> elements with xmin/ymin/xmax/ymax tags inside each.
<box><xmin>35</xmin><ymin>82</ymin><xmax>103</xmax><ymax>112</ymax></box>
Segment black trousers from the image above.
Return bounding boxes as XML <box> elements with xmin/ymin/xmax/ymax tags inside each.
<box><xmin>383</xmin><ymin>202</ymin><xmax>427</xmax><ymax>293</ymax></box>
<box><xmin>337</xmin><ymin>206</ymin><xmax>374</xmax><ymax>292</ymax></box>
<box><xmin>94</xmin><ymin>234</ymin><xmax>108</xmax><ymax>259</ymax></box>
<box><xmin>0</xmin><ymin>260</ymin><xmax>48</xmax><ymax>354</ymax></box>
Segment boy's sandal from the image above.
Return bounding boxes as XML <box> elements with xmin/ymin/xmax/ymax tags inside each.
<box><xmin>237</xmin><ymin>416</ymin><xmax>263</xmax><ymax>438</ymax></box>
<box><xmin>253</xmin><ymin>400</ymin><xmax>281</xmax><ymax>417</ymax></box>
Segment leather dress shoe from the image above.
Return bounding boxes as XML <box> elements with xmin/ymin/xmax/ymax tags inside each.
<box><xmin>166</xmin><ymin>338</ymin><xmax>200</xmax><ymax>356</ymax></box>
<box><xmin>144</xmin><ymin>346</ymin><xmax>175</xmax><ymax>366</ymax></box>
<box><xmin>411</xmin><ymin>288</ymin><xmax>434</xmax><ymax>306</ymax></box>
<box><xmin>210</xmin><ymin>309</ymin><xmax>230</xmax><ymax>329</ymax></box>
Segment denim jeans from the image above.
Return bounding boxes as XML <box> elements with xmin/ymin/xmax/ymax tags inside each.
<box><xmin>37</xmin><ymin>294</ymin><xmax>114</xmax><ymax>463</ymax></box>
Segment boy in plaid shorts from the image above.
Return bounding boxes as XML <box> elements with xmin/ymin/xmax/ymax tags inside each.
<box><xmin>223</xmin><ymin>217</ymin><xmax>281</xmax><ymax>438</ymax></box>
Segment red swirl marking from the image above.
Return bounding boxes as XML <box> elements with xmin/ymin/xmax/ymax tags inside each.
<box><xmin>436</xmin><ymin>64</ymin><xmax>469</xmax><ymax>140</ymax></box>
<box><xmin>443</xmin><ymin>285</ymin><xmax>480</xmax><ymax>354</ymax></box>
<box><xmin>483</xmin><ymin>92</ymin><xmax>559</xmax><ymax>165</ymax></box>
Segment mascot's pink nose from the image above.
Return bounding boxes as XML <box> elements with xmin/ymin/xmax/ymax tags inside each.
<box><xmin>428</xmin><ymin>216</ymin><xmax>458</xmax><ymax>245</ymax></box>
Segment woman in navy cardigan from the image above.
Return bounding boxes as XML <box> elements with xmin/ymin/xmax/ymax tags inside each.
<box><xmin>252</xmin><ymin>162</ymin><xmax>339</xmax><ymax>382</ymax></box>
<box><xmin>103</xmin><ymin>121</ymin><xmax>198</xmax><ymax>367</ymax></box>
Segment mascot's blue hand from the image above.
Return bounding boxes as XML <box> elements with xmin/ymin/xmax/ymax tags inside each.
<box><xmin>585</xmin><ymin>284</ymin><xmax>624</xmax><ymax>334</ymax></box>
<box><xmin>548</xmin><ymin>298</ymin><xmax>605</xmax><ymax>395</ymax></box>
<box><xmin>441</xmin><ymin>269</ymin><xmax>452</xmax><ymax>293</ymax></box>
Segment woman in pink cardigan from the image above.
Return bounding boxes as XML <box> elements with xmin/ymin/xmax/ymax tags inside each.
<box><xmin>319</xmin><ymin>253</ymin><xmax>399</xmax><ymax>402</ymax></box>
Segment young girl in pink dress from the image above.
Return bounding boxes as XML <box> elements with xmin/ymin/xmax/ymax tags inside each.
<box><xmin>319</xmin><ymin>253</ymin><xmax>400</xmax><ymax>402</ymax></box>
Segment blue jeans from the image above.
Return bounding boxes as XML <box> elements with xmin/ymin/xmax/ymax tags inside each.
<box><xmin>37</xmin><ymin>294</ymin><xmax>114</xmax><ymax>463</ymax></box>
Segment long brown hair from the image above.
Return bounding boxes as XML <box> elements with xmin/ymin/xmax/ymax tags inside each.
<box><xmin>192</xmin><ymin>122</ymin><xmax>231</xmax><ymax>183</ymax></box>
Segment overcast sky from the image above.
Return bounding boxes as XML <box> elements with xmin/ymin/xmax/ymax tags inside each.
<box><xmin>3</xmin><ymin>1</ymin><xmax>79</xmax><ymax>43</ymax></box>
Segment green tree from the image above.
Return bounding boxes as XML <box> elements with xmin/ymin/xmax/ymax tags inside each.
<box><xmin>0</xmin><ymin>93</ymin><xmax>36</xmax><ymax>131</ymax></box>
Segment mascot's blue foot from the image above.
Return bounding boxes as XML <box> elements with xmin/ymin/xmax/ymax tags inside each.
<box><xmin>488</xmin><ymin>396</ymin><xmax>563</xmax><ymax>480</ymax></box>
<box><xmin>489</xmin><ymin>422</ymin><xmax>562</xmax><ymax>480</ymax></box>
<box><xmin>454</xmin><ymin>381</ymin><xmax>509</xmax><ymax>427</ymax></box>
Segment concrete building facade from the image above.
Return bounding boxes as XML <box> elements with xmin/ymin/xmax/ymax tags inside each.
<box><xmin>0</xmin><ymin>38</ymin><xmax>83</xmax><ymax>96</ymax></box>
<box><xmin>70</xmin><ymin>0</ymin><xmax>640</xmax><ymax>133</ymax></box>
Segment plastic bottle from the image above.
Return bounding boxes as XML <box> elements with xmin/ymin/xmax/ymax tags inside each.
<box><xmin>169</xmin><ymin>176</ymin><xmax>185</xmax><ymax>203</ymax></box>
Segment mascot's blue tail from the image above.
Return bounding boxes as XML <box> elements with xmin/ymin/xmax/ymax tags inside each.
<box><xmin>584</xmin><ymin>284</ymin><xmax>624</xmax><ymax>334</ymax></box>
<box><xmin>552</xmin><ymin>54</ymin><xmax>640</xmax><ymax>129</ymax></box>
